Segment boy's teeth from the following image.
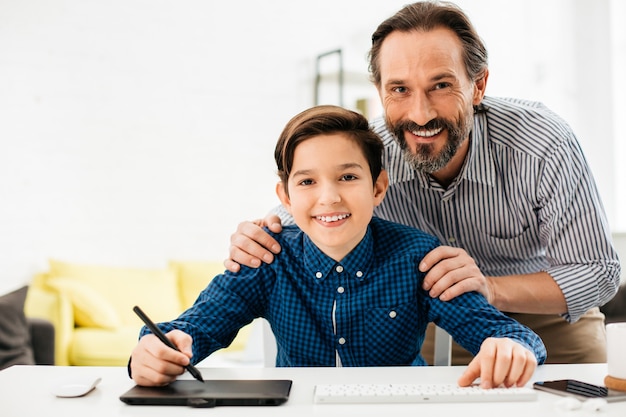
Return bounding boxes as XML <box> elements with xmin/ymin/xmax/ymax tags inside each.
<box><xmin>317</xmin><ymin>213</ymin><xmax>351</xmax><ymax>222</ymax></box>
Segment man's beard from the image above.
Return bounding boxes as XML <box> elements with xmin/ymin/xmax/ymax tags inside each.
<box><xmin>388</xmin><ymin>111</ymin><xmax>473</xmax><ymax>174</ymax></box>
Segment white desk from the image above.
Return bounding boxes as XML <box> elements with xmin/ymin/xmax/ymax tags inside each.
<box><xmin>1</xmin><ymin>364</ymin><xmax>624</xmax><ymax>416</ymax></box>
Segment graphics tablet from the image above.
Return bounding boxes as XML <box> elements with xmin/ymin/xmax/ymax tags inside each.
<box><xmin>120</xmin><ymin>379</ymin><xmax>292</xmax><ymax>408</ymax></box>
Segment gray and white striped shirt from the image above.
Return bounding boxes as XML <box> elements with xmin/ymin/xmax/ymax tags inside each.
<box><xmin>372</xmin><ymin>96</ymin><xmax>620</xmax><ymax>323</ymax></box>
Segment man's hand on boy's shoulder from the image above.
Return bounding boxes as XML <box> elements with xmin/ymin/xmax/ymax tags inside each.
<box><xmin>225</xmin><ymin>215</ymin><xmax>283</xmax><ymax>272</ymax></box>
<box><xmin>419</xmin><ymin>245</ymin><xmax>493</xmax><ymax>303</ymax></box>
<box><xmin>457</xmin><ymin>337</ymin><xmax>537</xmax><ymax>389</ymax></box>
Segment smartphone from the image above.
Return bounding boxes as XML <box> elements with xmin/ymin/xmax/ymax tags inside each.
<box><xmin>533</xmin><ymin>379</ymin><xmax>626</xmax><ymax>403</ymax></box>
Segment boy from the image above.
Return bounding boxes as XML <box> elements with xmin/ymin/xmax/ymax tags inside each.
<box><xmin>130</xmin><ymin>105</ymin><xmax>546</xmax><ymax>388</ymax></box>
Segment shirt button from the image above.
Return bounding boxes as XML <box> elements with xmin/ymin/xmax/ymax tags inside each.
<box><xmin>315</xmin><ymin>272</ymin><xmax>323</xmax><ymax>279</ymax></box>
<box><xmin>335</xmin><ymin>265</ymin><xmax>344</xmax><ymax>273</ymax></box>
<box><xmin>356</xmin><ymin>271</ymin><xmax>363</xmax><ymax>278</ymax></box>
<box><xmin>447</xmin><ymin>237</ymin><xmax>456</xmax><ymax>244</ymax></box>
<box><xmin>337</xmin><ymin>286</ymin><xmax>345</xmax><ymax>294</ymax></box>
<box><xmin>338</xmin><ymin>337</ymin><xmax>346</xmax><ymax>345</ymax></box>
<box><xmin>389</xmin><ymin>311</ymin><xmax>397</xmax><ymax>319</ymax></box>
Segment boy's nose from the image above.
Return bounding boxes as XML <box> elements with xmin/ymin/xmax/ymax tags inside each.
<box><xmin>319</xmin><ymin>184</ymin><xmax>341</xmax><ymax>205</ymax></box>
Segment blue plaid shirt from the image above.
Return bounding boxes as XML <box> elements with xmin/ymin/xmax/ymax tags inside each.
<box><xmin>142</xmin><ymin>217</ymin><xmax>546</xmax><ymax>366</ymax></box>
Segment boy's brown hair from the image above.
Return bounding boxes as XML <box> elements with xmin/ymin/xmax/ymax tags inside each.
<box><xmin>274</xmin><ymin>105</ymin><xmax>383</xmax><ymax>195</ymax></box>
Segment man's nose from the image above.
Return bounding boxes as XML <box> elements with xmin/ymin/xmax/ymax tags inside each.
<box><xmin>406</xmin><ymin>91</ymin><xmax>436</xmax><ymax>126</ymax></box>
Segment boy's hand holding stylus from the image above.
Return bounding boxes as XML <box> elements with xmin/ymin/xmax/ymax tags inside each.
<box><xmin>130</xmin><ymin>306</ymin><xmax>204</xmax><ymax>386</ymax></box>
<box><xmin>130</xmin><ymin>329</ymin><xmax>195</xmax><ymax>387</ymax></box>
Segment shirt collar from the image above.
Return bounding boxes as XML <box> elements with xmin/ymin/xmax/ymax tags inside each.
<box><xmin>463</xmin><ymin>105</ymin><xmax>497</xmax><ymax>187</ymax></box>
<box><xmin>302</xmin><ymin>226</ymin><xmax>374</xmax><ymax>282</ymax></box>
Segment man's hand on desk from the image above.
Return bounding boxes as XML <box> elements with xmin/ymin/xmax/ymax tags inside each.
<box><xmin>457</xmin><ymin>337</ymin><xmax>537</xmax><ymax>389</ymax></box>
<box><xmin>130</xmin><ymin>331</ymin><xmax>194</xmax><ymax>387</ymax></box>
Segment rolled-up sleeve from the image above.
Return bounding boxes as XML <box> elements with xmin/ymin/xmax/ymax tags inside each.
<box><xmin>538</xmin><ymin>136</ymin><xmax>621</xmax><ymax>322</ymax></box>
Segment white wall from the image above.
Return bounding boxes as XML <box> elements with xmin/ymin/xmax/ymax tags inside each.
<box><xmin>0</xmin><ymin>0</ymin><xmax>622</xmax><ymax>294</ymax></box>
<box><xmin>611</xmin><ymin>0</ymin><xmax>626</xmax><ymax>231</ymax></box>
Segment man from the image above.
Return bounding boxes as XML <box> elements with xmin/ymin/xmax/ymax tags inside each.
<box><xmin>226</xmin><ymin>1</ymin><xmax>621</xmax><ymax>364</ymax></box>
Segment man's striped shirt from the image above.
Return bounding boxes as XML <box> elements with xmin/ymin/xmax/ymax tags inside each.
<box><xmin>372</xmin><ymin>96</ymin><xmax>620</xmax><ymax>322</ymax></box>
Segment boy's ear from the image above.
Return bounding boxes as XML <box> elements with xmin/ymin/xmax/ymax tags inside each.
<box><xmin>275</xmin><ymin>182</ymin><xmax>292</xmax><ymax>213</ymax></box>
<box><xmin>373</xmin><ymin>169</ymin><xmax>389</xmax><ymax>207</ymax></box>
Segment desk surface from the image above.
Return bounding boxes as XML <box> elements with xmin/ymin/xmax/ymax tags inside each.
<box><xmin>1</xmin><ymin>363</ymin><xmax>624</xmax><ymax>416</ymax></box>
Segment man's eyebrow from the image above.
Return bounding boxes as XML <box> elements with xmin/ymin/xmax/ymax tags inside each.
<box><xmin>430</xmin><ymin>71</ymin><xmax>457</xmax><ymax>82</ymax></box>
<box><xmin>384</xmin><ymin>72</ymin><xmax>458</xmax><ymax>87</ymax></box>
<box><xmin>385</xmin><ymin>79</ymin><xmax>405</xmax><ymax>87</ymax></box>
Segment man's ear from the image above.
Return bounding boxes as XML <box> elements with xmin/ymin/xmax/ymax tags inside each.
<box><xmin>275</xmin><ymin>182</ymin><xmax>292</xmax><ymax>213</ymax></box>
<box><xmin>473</xmin><ymin>69</ymin><xmax>489</xmax><ymax>105</ymax></box>
<box><xmin>373</xmin><ymin>169</ymin><xmax>389</xmax><ymax>207</ymax></box>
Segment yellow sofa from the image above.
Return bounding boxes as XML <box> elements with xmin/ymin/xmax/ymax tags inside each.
<box><xmin>24</xmin><ymin>259</ymin><xmax>252</xmax><ymax>366</ymax></box>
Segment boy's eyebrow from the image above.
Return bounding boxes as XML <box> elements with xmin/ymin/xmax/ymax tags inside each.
<box><xmin>291</xmin><ymin>162</ymin><xmax>365</xmax><ymax>177</ymax></box>
<box><xmin>291</xmin><ymin>168</ymin><xmax>314</xmax><ymax>177</ymax></box>
<box><xmin>339</xmin><ymin>162</ymin><xmax>365</xmax><ymax>170</ymax></box>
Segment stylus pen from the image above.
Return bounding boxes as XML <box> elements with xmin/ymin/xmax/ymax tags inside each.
<box><xmin>133</xmin><ymin>305</ymin><xmax>204</xmax><ymax>383</ymax></box>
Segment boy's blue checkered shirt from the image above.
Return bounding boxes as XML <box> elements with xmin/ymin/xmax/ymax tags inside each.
<box><xmin>142</xmin><ymin>217</ymin><xmax>546</xmax><ymax>366</ymax></box>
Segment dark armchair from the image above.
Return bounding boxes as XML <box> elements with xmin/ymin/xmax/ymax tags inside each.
<box><xmin>601</xmin><ymin>285</ymin><xmax>626</xmax><ymax>324</ymax></box>
<box><xmin>27</xmin><ymin>317</ymin><xmax>55</xmax><ymax>365</ymax></box>
<box><xmin>1</xmin><ymin>286</ymin><xmax>55</xmax><ymax>370</ymax></box>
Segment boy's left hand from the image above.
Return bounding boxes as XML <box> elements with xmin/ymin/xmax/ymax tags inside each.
<box><xmin>457</xmin><ymin>337</ymin><xmax>537</xmax><ymax>388</ymax></box>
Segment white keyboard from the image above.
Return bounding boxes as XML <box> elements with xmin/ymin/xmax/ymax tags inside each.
<box><xmin>314</xmin><ymin>383</ymin><xmax>537</xmax><ymax>404</ymax></box>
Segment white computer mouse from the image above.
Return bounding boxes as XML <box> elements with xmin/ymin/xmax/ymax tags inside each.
<box><xmin>582</xmin><ymin>398</ymin><xmax>608</xmax><ymax>412</ymax></box>
<box><xmin>554</xmin><ymin>396</ymin><xmax>582</xmax><ymax>411</ymax></box>
<box><xmin>51</xmin><ymin>375</ymin><xmax>101</xmax><ymax>398</ymax></box>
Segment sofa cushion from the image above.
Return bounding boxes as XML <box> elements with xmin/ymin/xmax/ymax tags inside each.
<box><xmin>169</xmin><ymin>260</ymin><xmax>252</xmax><ymax>351</ymax></box>
<box><xmin>169</xmin><ymin>260</ymin><xmax>226</xmax><ymax>309</ymax></box>
<box><xmin>70</xmin><ymin>326</ymin><xmax>141</xmax><ymax>366</ymax></box>
<box><xmin>48</xmin><ymin>259</ymin><xmax>182</xmax><ymax>326</ymax></box>
<box><xmin>24</xmin><ymin>283</ymin><xmax>74</xmax><ymax>366</ymax></box>
<box><xmin>0</xmin><ymin>286</ymin><xmax>35</xmax><ymax>369</ymax></box>
<box><xmin>45</xmin><ymin>277</ymin><xmax>121</xmax><ymax>329</ymax></box>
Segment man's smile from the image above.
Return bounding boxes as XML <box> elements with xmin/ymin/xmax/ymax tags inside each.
<box><xmin>410</xmin><ymin>126</ymin><xmax>444</xmax><ymax>138</ymax></box>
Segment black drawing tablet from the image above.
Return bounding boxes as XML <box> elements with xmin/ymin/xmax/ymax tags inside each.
<box><xmin>120</xmin><ymin>379</ymin><xmax>292</xmax><ymax>407</ymax></box>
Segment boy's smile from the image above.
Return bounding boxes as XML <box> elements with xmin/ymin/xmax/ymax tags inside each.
<box><xmin>276</xmin><ymin>133</ymin><xmax>387</xmax><ymax>261</ymax></box>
